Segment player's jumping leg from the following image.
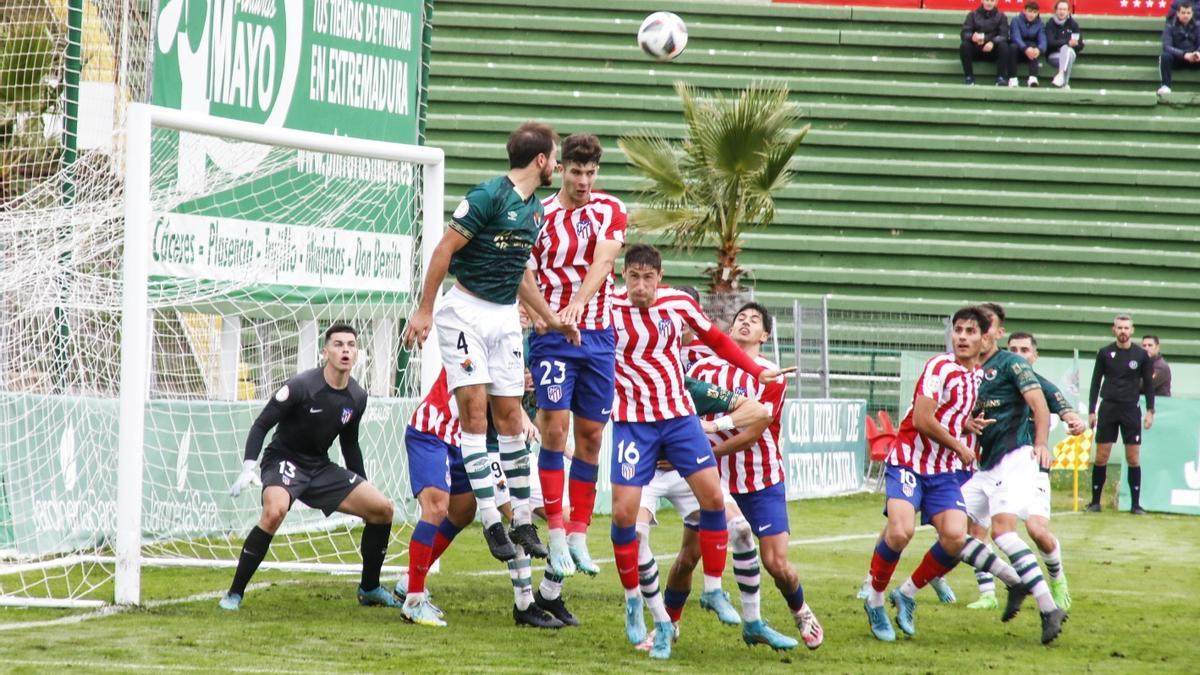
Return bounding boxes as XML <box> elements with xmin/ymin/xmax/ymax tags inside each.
<box><xmin>498</xmin><ymin>432</ymin><xmax>547</xmax><ymax>558</ymax></box>
<box><xmin>220</xmin><ymin>486</ymin><xmax>289</xmax><ymax>610</ymax></box>
<box><xmin>455</xmin><ymin>384</ymin><xmax>516</xmax><ymax>561</ymax></box>
<box><xmin>993</xmin><ymin>513</ymin><xmax>1065</xmax><ymax>643</ymax></box>
<box><xmin>537</xmin><ymin>442</ymin><xmax>574</xmax><ymax>576</ymax></box>
<box><xmin>567</xmin><ymin>443</ymin><xmax>602</xmax><ymax>575</ymax></box>
<box><xmin>403</xmin><ymin>490</ymin><xmax>473</xmax><ymax>626</ymax></box>
<box><xmin>510</xmin><ymin>545</ymin><xmax>563</xmax><ymax>628</ymax></box>
<box><xmin>734</xmin><ymin>520</ymin><xmax>798</xmax><ymax>651</ymax></box>
<box><xmin>964</xmin><ymin>519</ymin><xmax>998</xmax><ymax>609</ymax></box>
<box><xmin>1027</xmin><ymin>518</ymin><xmax>1070</xmax><ymax>611</ymax></box>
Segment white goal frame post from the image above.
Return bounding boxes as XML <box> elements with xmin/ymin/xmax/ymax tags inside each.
<box><xmin>115</xmin><ymin>103</ymin><xmax>444</xmax><ymax>605</ymax></box>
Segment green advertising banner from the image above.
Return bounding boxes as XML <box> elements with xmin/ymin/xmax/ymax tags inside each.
<box><xmin>148</xmin><ymin>0</ymin><xmax>426</xmax><ymax>308</ymax></box>
<box><xmin>0</xmin><ymin>392</ymin><xmax>417</xmax><ymax>556</ymax></box>
<box><xmin>780</xmin><ymin>399</ymin><xmax>868</xmax><ymax>499</ymax></box>
<box><xmin>1118</xmin><ymin>397</ymin><xmax>1200</xmax><ymax>515</ymax></box>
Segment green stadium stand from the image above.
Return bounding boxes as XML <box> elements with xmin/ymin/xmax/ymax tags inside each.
<box><xmin>426</xmin><ymin>0</ymin><xmax>1200</xmax><ymax>370</ymax></box>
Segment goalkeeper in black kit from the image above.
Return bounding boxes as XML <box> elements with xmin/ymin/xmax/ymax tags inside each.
<box><xmin>220</xmin><ymin>324</ymin><xmax>398</xmax><ymax>610</ymax></box>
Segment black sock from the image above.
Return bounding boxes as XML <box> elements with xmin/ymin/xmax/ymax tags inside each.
<box><xmin>359</xmin><ymin>522</ymin><xmax>391</xmax><ymax>591</ymax></box>
<box><xmin>1091</xmin><ymin>464</ymin><xmax>1107</xmax><ymax>505</ymax></box>
<box><xmin>1128</xmin><ymin>466</ymin><xmax>1142</xmax><ymax>508</ymax></box>
<box><xmin>230</xmin><ymin>526</ymin><xmax>273</xmax><ymax>596</ymax></box>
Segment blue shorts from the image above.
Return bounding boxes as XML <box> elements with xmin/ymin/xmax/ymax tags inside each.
<box><xmin>529</xmin><ymin>328</ymin><xmax>615</xmax><ymax>423</ymax></box>
<box><xmin>611</xmin><ymin>417</ymin><xmax>716</xmax><ymax>487</ymax></box>
<box><xmin>731</xmin><ymin>482</ymin><xmax>790</xmax><ymax>538</ymax></box>
<box><xmin>405</xmin><ymin>426</ymin><xmax>471</xmax><ymax>497</ymax></box>
<box><xmin>884</xmin><ymin>465</ymin><xmax>969</xmax><ymax>526</ymax></box>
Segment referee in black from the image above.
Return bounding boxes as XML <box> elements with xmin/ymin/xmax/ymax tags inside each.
<box><xmin>219</xmin><ymin>323</ymin><xmax>398</xmax><ymax>609</ymax></box>
<box><xmin>1087</xmin><ymin>314</ymin><xmax>1155</xmax><ymax>515</ymax></box>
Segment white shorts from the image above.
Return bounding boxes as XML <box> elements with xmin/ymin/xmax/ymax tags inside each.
<box><xmin>962</xmin><ymin>446</ymin><xmax>1039</xmax><ymax>529</ymax></box>
<box><xmin>1026</xmin><ymin>470</ymin><xmax>1052</xmax><ymax>521</ymax></box>
<box><xmin>639</xmin><ymin>469</ymin><xmax>736</xmax><ymax>527</ymax></box>
<box><xmin>641</xmin><ymin>470</ymin><xmax>700</xmax><ymax>527</ymax></box>
<box><xmin>435</xmin><ymin>286</ymin><xmax>524</xmax><ymax>396</ymax></box>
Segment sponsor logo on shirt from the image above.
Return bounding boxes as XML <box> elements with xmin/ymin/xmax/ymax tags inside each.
<box><xmin>984</xmin><ymin>368</ymin><xmax>998</xmax><ymax>381</ymax></box>
<box><xmin>506</xmin><ymin>210</ymin><xmax>518</xmax><ymax>221</ymax></box>
<box><xmin>461</xmin><ymin>358</ymin><xmax>475</xmax><ymax>374</ymax></box>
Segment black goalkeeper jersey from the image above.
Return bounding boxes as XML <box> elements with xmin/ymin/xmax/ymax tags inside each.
<box><xmin>243</xmin><ymin>367</ymin><xmax>369</xmax><ymax>477</ymax></box>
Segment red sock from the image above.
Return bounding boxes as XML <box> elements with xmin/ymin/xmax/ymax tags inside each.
<box><xmin>613</xmin><ymin>540</ymin><xmax>640</xmax><ymax>591</ymax></box>
<box><xmin>430</xmin><ymin>532</ymin><xmax>453</xmax><ymax>565</ymax></box>
<box><xmin>567</xmin><ymin>478</ymin><xmax>597</xmax><ymax>535</ymax></box>
<box><xmin>909</xmin><ymin>545</ymin><xmax>957</xmax><ymax>589</ymax></box>
<box><xmin>870</xmin><ymin>550</ymin><xmax>901</xmax><ymax>593</ymax></box>
<box><xmin>666</xmin><ymin>604</ymin><xmax>684</xmax><ymax>623</ymax></box>
<box><xmin>407</xmin><ymin>538</ymin><xmax>433</xmax><ymax>595</ymax></box>
<box><xmin>698</xmin><ymin>528</ymin><xmax>729</xmax><ymax>579</ymax></box>
<box><xmin>541</xmin><ymin>467</ymin><xmax>566</xmax><ymax>530</ymax></box>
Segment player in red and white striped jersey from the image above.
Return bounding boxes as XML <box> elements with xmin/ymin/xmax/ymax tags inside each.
<box><xmin>689</xmin><ymin>302</ymin><xmax>824</xmax><ymax>649</ymax></box>
<box><xmin>607</xmin><ymin>244</ymin><xmax>790</xmax><ymax>660</ymax></box>
<box><xmin>864</xmin><ymin>306</ymin><xmax>1003</xmax><ymax>643</ymax></box>
<box><xmin>402</xmin><ymin>369</ymin><xmax>472</xmax><ymax>626</ymax></box>
<box><xmin>673</xmin><ymin>286</ymin><xmax>716</xmax><ymax>371</ymax></box>
<box><xmin>527</xmin><ymin>133</ymin><xmax>627</xmax><ymax>579</ymax></box>
<box><xmin>887</xmin><ymin>354</ymin><xmax>980</xmax><ymax>475</ymax></box>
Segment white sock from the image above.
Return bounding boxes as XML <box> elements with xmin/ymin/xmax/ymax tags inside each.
<box><xmin>646</xmin><ymin>590</ymin><xmax>670</xmax><ymax>623</ymax></box>
<box><xmin>1041</xmin><ymin>538</ymin><xmax>1064</xmax><ymax>580</ymax></box>
<box><xmin>461</xmin><ymin>432</ymin><xmax>500</xmax><ymax>526</ymax></box>
<box><xmin>728</xmin><ymin>518</ymin><xmax>761</xmax><ymax>623</ymax></box>
<box><xmin>994</xmin><ymin>532</ymin><xmax>1056</xmax><ymax>613</ymax></box>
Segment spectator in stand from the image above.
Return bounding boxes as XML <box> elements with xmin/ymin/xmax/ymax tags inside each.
<box><xmin>1010</xmin><ymin>1</ymin><xmax>1047</xmax><ymax>87</ymax></box>
<box><xmin>961</xmin><ymin>0</ymin><xmax>1012</xmax><ymax>86</ymax></box>
<box><xmin>1168</xmin><ymin>0</ymin><xmax>1188</xmax><ymax>21</ymax></box>
<box><xmin>1044</xmin><ymin>0</ymin><xmax>1083</xmax><ymax>89</ymax></box>
<box><xmin>1158</xmin><ymin>1</ymin><xmax>1200</xmax><ymax>96</ymax></box>
<box><xmin>1141</xmin><ymin>335</ymin><xmax>1172</xmax><ymax>398</ymax></box>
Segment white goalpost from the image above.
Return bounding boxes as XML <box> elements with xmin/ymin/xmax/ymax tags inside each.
<box><xmin>0</xmin><ymin>103</ymin><xmax>444</xmax><ymax>608</ymax></box>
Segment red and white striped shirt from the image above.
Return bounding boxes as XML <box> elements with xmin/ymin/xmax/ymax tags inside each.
<box><xmin>689</xmin><ymin>354</ymin><xmax>787</xmax><ymax>494</ymax></box>
<box><xmin>407</xmin><ymin>369</ymin><xmax>461</xmax><ymax>447</ymax></box>
<box><xmin>888</xmin><ymin>353</ymin><xmax>979</xmax><ymax>475</ymax></box>
<box><xmin>681</xmin><ymin>338</ymin><xmax>715</xmax><ymax>372</ymax></box>
<box><xmin>530</xmin><ymin>190</ymin><xmax>627</xmax><ymax>330</ymax></box>
<box><xmin>611</xmin><ymin>286</ymin><xmax>766</xmax><ymax>423</ymax></box>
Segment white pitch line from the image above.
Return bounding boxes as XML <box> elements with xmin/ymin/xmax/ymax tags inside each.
<box><xmin>0</xmin><ymin>658</ymin><xmax>335</xmax><ymax>674</ymax></box>
<box><xmin>0</xmin><ymin>580</ymin><xmax>295</xmax><ymax>633</ymax></box>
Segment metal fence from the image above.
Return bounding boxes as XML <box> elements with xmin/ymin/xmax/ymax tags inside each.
<box><xmin>698</xmin><ymin>293</ymin><xmax>949</xmax><ymax>417</ymax></box>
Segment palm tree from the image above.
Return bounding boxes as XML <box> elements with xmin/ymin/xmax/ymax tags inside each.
<box><xmin>618</xmin><ymin>81</ymin><xmax>809</xmax><ymax>297</ymax></box>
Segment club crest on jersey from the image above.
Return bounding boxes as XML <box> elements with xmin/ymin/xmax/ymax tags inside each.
<box><xmin>657</xmin><ymin>318</ymin><xmax>672</xmax><ymax>334</ymax></box>
<box><xmin>575</xmin><ymin>218</ymin><xmax>592</xmax><ymax>237</ymax></box>
<box><xmin>1128</xmin><ymin>360</ymin><xmax>1138</xmax><ymax>369</ymax></box>
<box><xmin>734</xmin><ymin>386</ymin><xmax>747</xmax><ymax>396</ymax></box>
<box><xmin>461</xmin><ymin>359</ymin><xmax>475</xmax><ymax>374</ymax></box>
<box><xmin>984</xmin><ymin>368</ymin><xmax>998</xmax><ymax>381</ymax></box>
<box><xmin>621</xmin><ymin>463</ymin><xmax>636</xmax><ymax>481</ymax></box>
<box><xmin>548</xmin><ymin>385</ymin><xmax>563</xmax><ymax>403</ymax></box>
<box><xmin>341</xmin><ymin>407</ymin><xmax>354</xmax><ymax>424</ymax></box>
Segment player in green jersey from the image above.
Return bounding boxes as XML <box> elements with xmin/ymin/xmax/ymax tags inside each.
<box><xmin>959</xmin><ymin>303</ymin><xmax>1066</xmax><ymax>644</ymax></box>
<box><xmin>403</xmin><ymin>122</ymin><xmax>580</xmax><ymax>572</ymax></box>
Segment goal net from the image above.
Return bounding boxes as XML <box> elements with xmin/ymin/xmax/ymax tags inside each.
<box><xmin>0</xmin><ymin>103</ymin><xmax>443</xmax><ymax>607</ymax></box>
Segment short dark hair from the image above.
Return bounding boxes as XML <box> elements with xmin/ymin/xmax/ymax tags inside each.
<box><xmin>561</xmin><ymin>133</ymin><xmax>603</xmax><ymax>166</ymax></box>
<box><xmin>1008</xmin><ymin>331</ymin><xmax>1038</xmax><ymax>348</ymax></box>
<box><xmin>952</xmin><ymin>306</ymin><xmax>991</xmax><ymax>335</ymax></box>
<box><xmin>624</xmin><ymin>243</ymin><xmax>662</xmax><ymax>271</ymax></box>
<box><xmin>507</xmin><ymin>122</ymin><xmax>559</xmax><ymax>169</ymax></box>
<box><xmin>1143</xmin><ymin>334</ymin><xmax>1161</xmax><ymax>345</ymax></box>
<box><xmin>1024</xmin><ymin>0</ymin><xmax>1040</xmax><ymax>10</ymax></box>
<box><xmin>978</xmin><ymin>302</ymin><xmax>1005</xmax><ymax>327</ymax></box>
<box><xmin>324</xmin><ymin>323</ymin><xmax>357</xmax><ymax>342</ymax></box>
<box><xmin>733</xmin><ymin>302</ymin><xmax>774</xmax><ymax>335</ymax></box>
<box><xmin>1180</xmin><ymin>1</ymin><xmax>1195</xmax><ymax>10</ymax></box>
<box><xmin>1054</xmin><ymin>0</ymin><xmax>1069</xmax><ymax>9</ymax></box>
<box><xmin>674</xmin><ymin>285</ymin><xmax>701</xmax><ymax>303</ymax></box>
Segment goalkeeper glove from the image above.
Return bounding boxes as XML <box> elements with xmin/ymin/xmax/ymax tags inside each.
<box><xmin>230</xmin><ymin>460</ymin><xmax>261</xmax><ymax>497</ymax></box>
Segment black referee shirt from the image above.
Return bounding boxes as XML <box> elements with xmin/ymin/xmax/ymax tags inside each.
<box><xmin>1088</xmin><ymin>342</ymin><xmax>1154</xmax><ymax>414</ymax></box>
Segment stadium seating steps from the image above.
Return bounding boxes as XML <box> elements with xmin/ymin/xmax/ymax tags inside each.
<box><xmin>426</xmin><ymin>0</ymin><xmax>1200</xmax><ymax>382</ymax></box>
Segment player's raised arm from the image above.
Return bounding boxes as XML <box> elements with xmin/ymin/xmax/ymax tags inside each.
<box><xmin>678</xmin><ymin>298</ymin><xmax>766</xmax><ymax>380</ymax></box>
<box><xmin>707</xmin><ymin>395</ymin><xmax>772</xmax><ymax>457</ymax></box>
<box><xmin>403</xmin><ymin>228</ymin><xmax>471</xmax><ymax>349</ymax></box>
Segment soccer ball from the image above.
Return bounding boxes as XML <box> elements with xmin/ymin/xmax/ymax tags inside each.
<box><xmin>637</xmin><ymin>12</ymin><xmax>688</xmax><ymax>62</ymax></box>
